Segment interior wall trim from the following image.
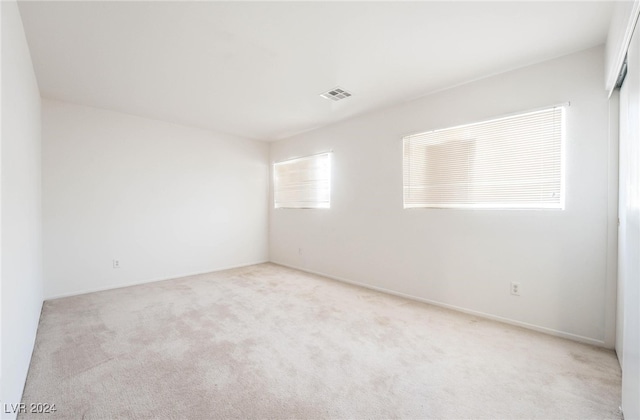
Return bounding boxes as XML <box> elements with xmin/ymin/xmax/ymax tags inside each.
<box><xmin>607</xmin><ymin>0</ymin><xmax>640</xmax><ymax>95</ymax></box>
<box><xmin>271</xmin><ymin>261</ymin><xmax>608</xmax><ymax>348</ymax></box>
<box><xmin>44</xmin><ymin>260</ymin><xmax>270</xmax><ymax>300</ymax></box>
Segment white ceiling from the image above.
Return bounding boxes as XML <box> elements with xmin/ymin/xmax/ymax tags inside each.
<box><xmin>18</xmin><ymin>1</ymin><xmax>613</xmax><ymax>141</ymax></box>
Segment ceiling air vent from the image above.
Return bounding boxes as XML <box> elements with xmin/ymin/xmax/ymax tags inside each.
<box><xmin>320</xmin><ymin>87</ymin><xmax>352</xmax><ymax>101</ymax></box>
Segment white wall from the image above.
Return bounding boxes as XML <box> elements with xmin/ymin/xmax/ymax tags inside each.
<box><xmin>0</xmin><ymin>1</ymin><xmax>43</xmax><ymax>418</ymax></box>
<box><xmin>43</xmin><ymin>100</ymin><xmax>268</xmax><ymax>298</ymax></box>
<box><xmin>270</xmin><ymin>46</ymin><xmax>616</xmax><ymax>347</ymax></box>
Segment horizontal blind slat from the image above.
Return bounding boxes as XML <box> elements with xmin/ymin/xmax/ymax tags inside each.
<box><xmin>403</xmin><ymin>107</ymin><xmax>564</xmax><ymax>209</ymax></box>
<box><xmin>274</xmin><ymin>152</ymin><xmax>332</xmax><ymax>209</ymax></box>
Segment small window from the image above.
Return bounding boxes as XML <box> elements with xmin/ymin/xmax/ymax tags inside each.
<box><xmin>274</xmin><ymin>152</ymin><xmax>331</xmax><ymax>209</ymax></box>
<box><xmin>403</xmin><ymin>106</ymin><xmax>565</xmax><ymax>209</ymax></box>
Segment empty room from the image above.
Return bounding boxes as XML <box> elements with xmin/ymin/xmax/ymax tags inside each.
<box><xmin>2</xmin><ymin>0</ymin><xmax>639</xmax><ymax>419</ymax></box>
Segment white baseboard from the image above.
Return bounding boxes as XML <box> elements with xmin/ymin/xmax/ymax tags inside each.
<box><xmin>45</xmin><ymin>259</ymin><xmax>608</xmax><ymax>348</ymax></box>
<box><xmin>45</xmin><ymin>260</ymin><xmax>270</xmax><ymax>300</ymax></box>
<box><xmin>271</xmin><ymin>260</ymin><xmax>607</xmax><ymax>348</ymax></box>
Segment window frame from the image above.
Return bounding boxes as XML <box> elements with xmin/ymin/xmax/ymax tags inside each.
<box><xmin>402</xmin><ymin>105</ymin><xmax>567</xmax><ymax>210</ymax></box>
<box><xmin>273</xmin><ymin>152</ymin><xmax>332</xmax><ymax>209</ymax></box>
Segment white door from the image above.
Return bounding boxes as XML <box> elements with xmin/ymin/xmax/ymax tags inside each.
<box><xmin>619</xmin><ymin>23</ymin><xmax>640</xmax><ymax>420</ymax></box>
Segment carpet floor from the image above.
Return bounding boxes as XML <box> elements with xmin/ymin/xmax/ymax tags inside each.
<box><xmin>20</xmin><ymin>263</ymin><xmax>621</xmax><ymax>419</ymax></box>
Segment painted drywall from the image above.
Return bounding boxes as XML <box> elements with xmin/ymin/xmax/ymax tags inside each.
<box><xmin>270</xmin><ymin>46</ymin><xmax>617</xmax><ymax>347</ymax></box>
<box><xmin>17</xmin><ymin>2</ymin><xmax>612</xmax><ymax>141</ymax></box>
<box><xmin>43</xmin><ymin>100</ymin><xmax>268</xmax><ymax>298</ymax></box>
<box><xmin>1</xmin><ymin>1</ymin><xmax>43</xmax><ymax>418</ymax></box>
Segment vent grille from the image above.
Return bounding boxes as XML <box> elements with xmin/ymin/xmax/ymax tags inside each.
<box><xmin>320</xmin><ymin>87</ymin><xmax>352</xmax><ymax>101</ymax></box>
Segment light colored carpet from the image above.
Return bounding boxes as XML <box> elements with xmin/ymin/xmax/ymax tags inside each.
<box><xmin>21</xmin><ymin>263</ymin><xmax>621</xmax><ymax>419</ymax></box>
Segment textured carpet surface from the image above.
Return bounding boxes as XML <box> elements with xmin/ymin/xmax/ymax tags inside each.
<box><xmin>21</xmin><ymin>263</ymin><xmax>621</xmax><ymax>419</ymax></box>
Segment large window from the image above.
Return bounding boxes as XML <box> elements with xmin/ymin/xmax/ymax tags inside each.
<box><xmin>403</xmin><ymin>106</ymin><xmax>565</xmax><ymax>209</ymax></box>
<box><xmin>274</xmin><ymin>152</ymin><xmax>331</xmax><ymax>209</ymax></box>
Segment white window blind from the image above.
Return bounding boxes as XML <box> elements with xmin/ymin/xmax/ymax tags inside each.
<box><xmin>274</xmin><ymin>152</ymin><xmax>331</xmax><ymax>209</ymax></box>
<box><xmin>403</xmin><ymin>106</ymin><xmax>565</xmax><ymax>209</ymax></box>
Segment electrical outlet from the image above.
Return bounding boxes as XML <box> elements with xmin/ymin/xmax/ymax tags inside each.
<box><xmin>510</xmin><ymin>281</ymin><xmax>520</xmax><ymax>296</ymax></box>
<box><xmin>113</xmin><ymin>259</ymin><xmax>120</xmax><ymax>269</ymax></box>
